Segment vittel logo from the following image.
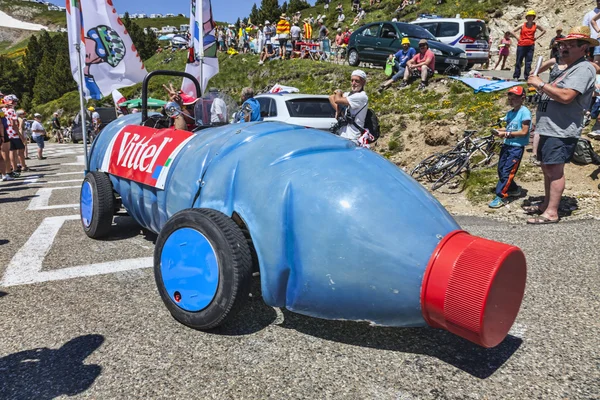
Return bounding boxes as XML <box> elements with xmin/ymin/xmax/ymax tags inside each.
<box><xmin>116</xmin><ymin>131</ymin><xmax>173</xmax><ymax>173</ymax></box>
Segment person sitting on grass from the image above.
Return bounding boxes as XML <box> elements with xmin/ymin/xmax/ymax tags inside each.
<box><xmin>488</xmin><ymin>86</ymin><xmax>531</xmax><ymax>208</ymax></box>
<box><xmin>351</xmin><ymin>8</ymin><xmax>366</xmax><ymax>26</ymax></box>
<box><xmin>399</xmin><ymin>39</ymin><xmax>435</xmax><ymax>91</ymax></box>
<box><xmin>379</xmin><ymin>37</ymin><xmax>416</xmax><ymax>92</ymax></box>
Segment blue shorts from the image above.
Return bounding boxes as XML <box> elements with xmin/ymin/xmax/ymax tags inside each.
<box><xmin>32</xmin><ymin>135</ymin><xmax>45</xmax><ymax>149</ymax></box>
<box><xmin>537</xmin><ymin>135</ymin><xmax>577</xmax><ymax>164</ymax></box>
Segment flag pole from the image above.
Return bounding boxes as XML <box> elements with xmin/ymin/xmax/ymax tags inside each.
<box><xmin>75</xmin><ymin>43</ymin><xmax>90</xmax><ymax>172</ymax></box>
<box><xmin>198</xmin><ymin>0</ymin><xmax>204</xmax><ymax>98</ymax></box>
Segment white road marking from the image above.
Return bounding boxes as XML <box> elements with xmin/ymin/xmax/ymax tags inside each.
<box><xmin>0</xmin><ymin>215</ymin><xmax>152</xmax><ymax>287</ymax></box>
<box><xmin>61</xmin><ymin>155</ymin><xmax>85</xmax><ymax>166</ymax></box>
<box><xmin>44</xmin><ymin>179</ymin><xmax>83</xmax><ymax>184</ymax></box>
<box><xmin>50</xmin><ymin>172</ymin><xmax>85</xmax><ymax>177</ymax></box>
<box><xmin>27</xmin><ymin>186</ymin><xmax>80</xmax><ymax>210</ymax></box>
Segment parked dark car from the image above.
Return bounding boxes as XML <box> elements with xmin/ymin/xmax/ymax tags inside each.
<box><xmin>71</xmin><ymin>107</ymin><xmax>117</xmax><ymax>143</ymax></box>
<box><xmin>346</xmin><ymin>21</ymin><xmax>468</xmax><ymax>73</ymax></box>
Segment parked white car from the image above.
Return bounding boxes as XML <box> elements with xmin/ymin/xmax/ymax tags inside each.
<box><xmin>255</xmin><ymin>94</ymin><xmax>337</xmax><ymax>131</ymax></box>
<box><xmin>410</xmin><ymin>17</ymin><xmax>489</xmax><ymax>68</ymax></box>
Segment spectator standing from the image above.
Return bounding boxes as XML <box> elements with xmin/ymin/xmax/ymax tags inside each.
<box><xmin>526</xmin><ymin>26</ymin><xmax>597</xmax><ymax>224</ymax></box>
<box><xmin>290</xmin><ymin>22</ymin><xmax>301</xmax><ymax>51</ymax></box>
<box><xmin>488</xmin><ymin>86</ymin><xmax>531</xmax><ymax>208</ymax></box>
<box><xmin>31</xmin><ymin>113</ymin><xmax>47</xmax><ymax>160</ymax></box>
<box><xmin>208</xmin><ymin>89</ymin><xmax>228</xmax><ymax>125</ymax></box>
<box><xmin>303</xmin><ymin>19</ymin><xmax>313</xmax><ymax>41</ymax></box>
<box><xmin>276</xmin><ymin>14</ymin><xmax>291</xmax><ymax>60</ymax></box>
<box><xmin>549</xmin><ymin>27</ymin><xmax>565</xmax><ymax>60</ymax></box>
<box><xmin>2</xmin><ymin>95</ymin><xmax>27</xmax><ymax>174</ymax></box>
<box><xmin>257</xmin><ymin>23</ymin><xmax>265</xmax><ymax>55</ymax></box>
<box><xmin>352</xmin><ymin>0</ymin><xmax>361</xmax><ymax>13</ymax></box>
<box><xmin>17</xmin><ymin>109</ymin><xmax>30</xmax><ymax>159</ymax></box>
<box><xmin>0</xmin><ymin>108</ymin><xmax>13</xmax><ymax>181</ymax></box>
<box><xmin>379</xmin><ymin>38</ymin><xmax>417</xmax><ymax>91</ymax></box>
<box><xmin>318</xmin><ymin>20</ymin><xmax>329</xmax><ymax>40</ymax></box>
<box><xmin>329</xmin><ymin>69</ymin><xmax>369</xmax><ymax>145</ymax></box>
<box><xmin>400</xmin><ymin>39</ymin><xmax>435</xmax><ymax>90</ymax></box>
<box><xmin>583</xmin><ymin>0</ymin><xmax>600</xmax><ymax>64</ymax></box>
<box><xmin>90</xmin><ymin>107</ymin><xmax>101</xmax><ymax>138</ymax></box>
<box><xmin>494</xmin><ymin>31</ymin><xmax>512</xmax><ymax>70</ymax></box>
<box><xmin>511</xmin><ymin>10</ymin><xmax>546</xmax><ymax>80</ymax></box>
<box><xmin>235</xmin><ymin>87</ymin><xmax>262</xmax><ymax>123</ymax></box>
<box><xmin>51</xmin><ymin>111</ymin><xmax>63</xmax><ymax>143</ymax></box>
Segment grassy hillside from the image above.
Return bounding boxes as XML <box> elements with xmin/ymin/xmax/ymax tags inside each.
<box><xmin>0</xmin><ymin>0</ymin><xmax>65</xmax><ymax>27</ymax></box>
<box><xmin>294</xmin><ymin>0</ymin><xmax>522</xmax><ymax>27</ymax></box>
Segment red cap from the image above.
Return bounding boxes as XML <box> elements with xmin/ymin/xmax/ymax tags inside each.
<box><xmin>421</xmin><ymin>231</ymin><xmax>526</xmax><ymax>348</ymax></box>
<box><xmin>180</xmin><ymin>93</ymin><xmax>199</xmax><ymax>105</ymax></box>
<box><xmin>508</xmin><ymin>86</ymin><xmax>525</xmax><ymax>96</ymax></box>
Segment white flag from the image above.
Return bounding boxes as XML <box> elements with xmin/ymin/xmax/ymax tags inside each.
<box><xmin>66</xmin><ymin>0</ymin><xmax>147</xmax><ymax>100</ymax></box>
<box><xmin>182</xmin><ymin>0</ymin><xmax>219</xmax><ymax>97</ymax></box>
<box><xmin>112</xmin><ymin>89</ymin><xmax>126</xmax><ymax>108</ymax></box>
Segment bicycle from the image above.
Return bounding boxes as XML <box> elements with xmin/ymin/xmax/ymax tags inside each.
<box><xmin>411</xmin><ymin>125</ymin><xmax>502</xmax><ymax>191</ymax></box>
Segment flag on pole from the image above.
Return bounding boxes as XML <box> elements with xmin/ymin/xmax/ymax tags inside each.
<box><xmin>66</xmin><ymin>0</ymin><xmax>147</xmax><ymax>100</ymax></box>
<box><xmin>182</xmin><ymin>0</ymin><xmax>219</xmax><ymax>97</ymax></box>
<box><xmin>112</xmin><ymin>89</ymin><xmax>126</xmax><ymax>108</ymax></box>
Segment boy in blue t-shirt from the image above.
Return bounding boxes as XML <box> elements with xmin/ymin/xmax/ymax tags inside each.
<box><xmin>489</xmin><ymin>85</ymin><xmax>532</xmax><ymax>208</ymax></box>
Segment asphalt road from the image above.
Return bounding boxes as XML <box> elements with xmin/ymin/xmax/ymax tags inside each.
<box><xmin>0</xmin><ymin>143</ymin><xmax>598</xmax><ymax>399</ymax></box>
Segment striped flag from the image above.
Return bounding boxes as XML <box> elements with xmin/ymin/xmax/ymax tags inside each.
<box><xmin>66</xmin><ymin>0</ymin><xmax>147</xmax><ymax>100</ymax></box>
<box><xmin>182</xmin><ymin>0</ymin><xmax>219</xmax><ymax>97</ymax></box>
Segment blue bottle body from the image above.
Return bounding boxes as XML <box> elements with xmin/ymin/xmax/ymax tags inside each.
<box><xmin>89</xmin><ymin>117</ymin><xmax>461</xmax><ymax>327</ymax></box>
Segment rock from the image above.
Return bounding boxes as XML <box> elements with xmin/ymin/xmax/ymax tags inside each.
<box><xmin>424</xmin><ymin>124</ymin><xmax>450</xmax><ymax>146</ymax></box>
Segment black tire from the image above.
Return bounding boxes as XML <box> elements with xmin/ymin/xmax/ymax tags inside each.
<box><xmin>411</xmin><ymin>153</ymin><xmax>444</xmax><ymax>181</ymax></box>
<box><xmin>154</xmin><ymin>208</ymin><xmax>253</xmax><ymax>330</ymax></box>
<box><xmin>80</xmin><ymin>172</ymin><xmax>115</xmax><ymax>238</ymax></box>
<box><xmin>431</xmin><ymin>156</ymin><xmax>470</xmax><ymax>191</ymax></box>
<box><xmin>348</xmin><ymin>49</ymin><xmax>360</xmax><ymax>66</ymax></box>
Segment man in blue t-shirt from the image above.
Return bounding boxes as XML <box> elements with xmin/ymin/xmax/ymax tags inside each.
<box><xmin>489</xmin><ymin>85</ymin><xmax>532</xmax><ymax>208</ymax></box>
<box><xmin>235</xmin><ymin>87</ymin><xmax>262</xmax><ymax>123</ymax></box>
<box><xmin>379</xmin><ymin>38</ymin><xmax>417</xmax><ymax>92</ymax></box>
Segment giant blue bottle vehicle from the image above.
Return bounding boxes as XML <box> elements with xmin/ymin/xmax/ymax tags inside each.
<box><xmin>80</xmin><ymin>71</ymin><xmax>527</xmax><ymax>348</ymax></box>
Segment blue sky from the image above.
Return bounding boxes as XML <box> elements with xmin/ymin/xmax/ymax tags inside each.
<box><xmin>113</xmin><ymin>0</ymin><xmax>316</xmax><ymax>24</ymax></box>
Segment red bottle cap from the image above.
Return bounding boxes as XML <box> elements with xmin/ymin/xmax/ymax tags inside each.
<box><xmin>421</xmin><ymin>231</ymin><xmax>527</xmax><ymax>348</ymax></box>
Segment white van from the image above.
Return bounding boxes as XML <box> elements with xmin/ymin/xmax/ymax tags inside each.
<box><xmin>410</xmin><ymin>17</ymin><xmax>489</xmax><ymax>68</ymax></box>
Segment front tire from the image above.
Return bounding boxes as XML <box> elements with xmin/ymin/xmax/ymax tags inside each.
<box><xmin>80</xmin><ymin>172</ymin><xmax>115</xmax><ymax>238</ymax></box>
<box><xmin>154</xmin><ymin>208</ymin><xmax>253</xmax><ymax>330</ymax></box>
<box><xmin>348</xmin><ymin>49</ymin><xmax>360</xmax><ymax>66</ymax></box>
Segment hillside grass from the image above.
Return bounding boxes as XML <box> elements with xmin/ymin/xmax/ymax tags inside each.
<box><xmin>0</xmin><ymin>0</ymin><xmax>65</xmax><ymax>26</ymax></box>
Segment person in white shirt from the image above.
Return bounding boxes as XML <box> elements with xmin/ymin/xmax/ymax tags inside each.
<box><xmin>583</xmin><ymin>0</ymin><xmax>600</xmax><ymax>63</ymax></box>
<box><xmin>31</xmin><ymin>113</ymin><xmax>47</xmax><ymax>160</ymax></box>
<box><xmin>290</xmin><ymin>22</ymin><xmax>302</xmax><ymax>51</ymax></box>
<box><xmin>329</xmin><ymin>69</ymin><xmax>369</xmax><ymax>144</ymax></box>
<box><xmin>208</xmin><ymin>89</ymin><xmax>228</xmax><ymax>124</ymax></box>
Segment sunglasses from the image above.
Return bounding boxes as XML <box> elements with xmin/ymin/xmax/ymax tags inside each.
<box><xmin>419</xmin><ymin>44</ymin><xmax>427</xmax><ymax>47</ymax></box>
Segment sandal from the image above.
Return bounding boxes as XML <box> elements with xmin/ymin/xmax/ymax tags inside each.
<box><xmin>522</xmin><ymin>205</ymin><xmax>543</xmax><ymax>215</ymax></box>
<box><xmin>527</xmin><ymin>216</ymin><xmax>559</xmax><ymax>225</ymax></box>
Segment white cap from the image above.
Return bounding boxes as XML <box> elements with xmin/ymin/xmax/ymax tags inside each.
<box><xmin>351</xmin><ymin>69</ymin><xmax>367</xmax><ymax>81</ymax></box>
<box><xmin>392</xmin><ymin>18</ymin><xmax>398</xmax><ymax>22</ymax></box>
<box><xmin>34</xmin><ymin>113</ymin><xmax>42</xmax><ymax>118</ymax></box>
<box><xmin>265</xmin><ymin>20</ymin><xmax>270</xmax><ymax>24</ymax></box>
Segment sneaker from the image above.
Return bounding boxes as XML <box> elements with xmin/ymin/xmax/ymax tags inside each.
<box><xmin>488</xmin><ymin>196</ymin><xmax>505</xmax><ymax>208</ymax></box>
<box><xmin>9</xmin><ymin>171</ymin><xmax>20</xmax><ymax>178</ymax></box>
<box><xmin>2</xmin><ymin>174</ymin><xmax>14</xmax><ymax>181</ymax></box>
<box><xmin>506</xmin><ymin>186</ymin><xmax>522</xmax><ymax>197</ymax></box>
<box><xmin>588</xmin><ymin>130</ymin><xmax>600</xmax><ymax>139</ymax></box>
<box><xmin>399</xmin><ymin>80</ymin><xmax>409</xmax><ymax>88</ymax></box>
<box><xmin>417</xmin><ymin>82</ymin><xmax>426</xmax><ymax>91</ymax></box>
<box><xmin>258</xmin><ymin>60</ymin><xmax>264</xmax><ymax>65</ymax></box>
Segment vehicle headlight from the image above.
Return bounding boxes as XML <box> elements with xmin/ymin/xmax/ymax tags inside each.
<box><xmin>459</xmin><ymin>52</ymin><xmax>467</xmax><ymax>58</ymax></box>
<box><xmin>431</xmin><ymin>48</ymin><xmax>443</xmax><ymax>56</ymax></box>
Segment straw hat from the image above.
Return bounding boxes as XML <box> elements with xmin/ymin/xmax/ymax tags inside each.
<box><xmin>556</xmin><ymin>26</ymin><xmax>600</xmax><ymax>46</ymax></box>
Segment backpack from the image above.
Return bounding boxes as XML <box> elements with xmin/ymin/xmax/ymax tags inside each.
<box><xmin>363</xmin><ymin>109</ymin><xmax>380</xmax><ymax>142</ymax></box>
<box><xmin>572</xmin><ymin>138</ymin><xmax>600</xmax><ymax>165</ymax></box>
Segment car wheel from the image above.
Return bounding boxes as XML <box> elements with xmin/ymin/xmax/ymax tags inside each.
<box><xmin>80</xmin><ymin>171</ymin><xmax>115</xmax><ymax>238</ymax></box>
<box><xmin>154</xmin><ymin>208</ymin><xmax>253</xmax><ymax>330</ymax></box>
<box><xmin>348</xmin><ymin>49</ymin><xmax>360</xmax><ymax>67</ymax></box>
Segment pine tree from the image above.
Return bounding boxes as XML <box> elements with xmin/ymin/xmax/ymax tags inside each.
<box><xmin>144</xmin><ymin>30</ymin><xmax>159</xmax><ymax>60</ymax></box>
<box><xmin>249</xmin><ymin>3</ymin><xmax>261</xmax><ymax>25</ymax></box>
<box><xmin>0</xmin><ymin>56</ymin><xmax>25</xmax><ymax>98</ymax></box>
<box><xmin>32</xmin><ymin>53</ymin><xmax>60</xmax><ymax>105</ymax></box>
<box><xmin>281</xmin><ymin>2</ymin><xmax>288</xmax><ymax>14</ymax></box>
<box><xmin>21</xmin><ymin>35</ymin><xmax>43</xmax><ymax>100</ymax></box>
<box><xmin>258</xmin><ymin>0</ymin><xmax>281</xmax><ymax>25</ymax></box>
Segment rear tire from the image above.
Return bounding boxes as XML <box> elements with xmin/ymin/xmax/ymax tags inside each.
<box><xmin>154</xmin><ymin>208</ymin><xmax>253</xmax><ymax>330</ymax></box>
<box><xmin>431</xmin><ymin>156</ymin><xmax>470</xmax><ymax>191</ymax></box>
<box><xmin>348</xmin><ymin>49</ymin><xmax>360</xmax><ymax>66</ymax></box>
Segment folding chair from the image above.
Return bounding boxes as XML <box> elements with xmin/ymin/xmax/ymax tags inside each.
<box><xmin>309</xmin><ymin>42</ymin><xmax>322</xmax><ymax>61</ymax></box>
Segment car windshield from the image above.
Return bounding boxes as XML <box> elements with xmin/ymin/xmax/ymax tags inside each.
<box><xmin>285</xmin><ymin>98</ymin><xmax>335</xmax><ymax>118</ymax></box>
<box><xmin>465</xmin><ymin>21</ymin><xmax>489</xmax><ymax>41</ymax></box>
<box><xmin>395</xmin><ymin>23</ymin><xmax>437</xmax><ymax>40</ymax></box>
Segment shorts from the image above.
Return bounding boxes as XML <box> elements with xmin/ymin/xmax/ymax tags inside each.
<box><xmin>32</xmin><ymin>135</ymin><xmax>45</xmax><ymax>149</ymax></box>
<box><xmin>499</xmin><ymin>48</ymin><xmax>509</xmax><ymax>57</ymax></box>
<box><xmin>9</xmin><ymin>138</ymin><xmax>24</xmax><ymax>151</ymax></box>
<box><xmin>278</xmin><ymin>38</ymin><xmax>288</xmax><ymax>47</ymax></box>
<box><xmin>537</xmin><ymin>135</ymin><xmax>578</xmax><ymax>164</ymax></box>
<box><xmin>3</xmin><ymin>131</ymin><xmax>9</xmax><ymax>142</ymax></box>
<box><xmin>266</xmin><ymin>43</ymin><xmax>273</xmax><ymax>53</ymax></box>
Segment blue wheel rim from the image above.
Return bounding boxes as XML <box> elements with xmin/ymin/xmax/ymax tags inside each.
<box><xmin>80</xmin><ymin>181</ymin><xmax>93</xmax><ymax>228</ymax></box>
<box><xmin>160</xmin><ymin>228</ymin><xmax>220</xmax><ymax>312</ymax></box>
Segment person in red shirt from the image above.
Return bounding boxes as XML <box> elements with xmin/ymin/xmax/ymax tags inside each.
<box><xmin>400</xmin><ymin>39</ymin><xmax>435</xmax><ymax>91</ymax></box>
<box><xmin>511</xmin><ymin>10</ymin><xmax>546</xmax><ymax>80</ymax></box>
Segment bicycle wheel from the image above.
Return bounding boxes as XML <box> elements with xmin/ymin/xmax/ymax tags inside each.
<box><xmin>472</xmin><ymin>138</ymin><xmax>500</xmax><ymax>169</ymax></box>
<box><xmin>411</xmin><ymin>153</ymin><xmax>445</xmax><ymax>181</ymax></box>
<box><xmin>431</xmin><ymin>155</ymin><xmax>470</xmax><ymax>191</ymax></box>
